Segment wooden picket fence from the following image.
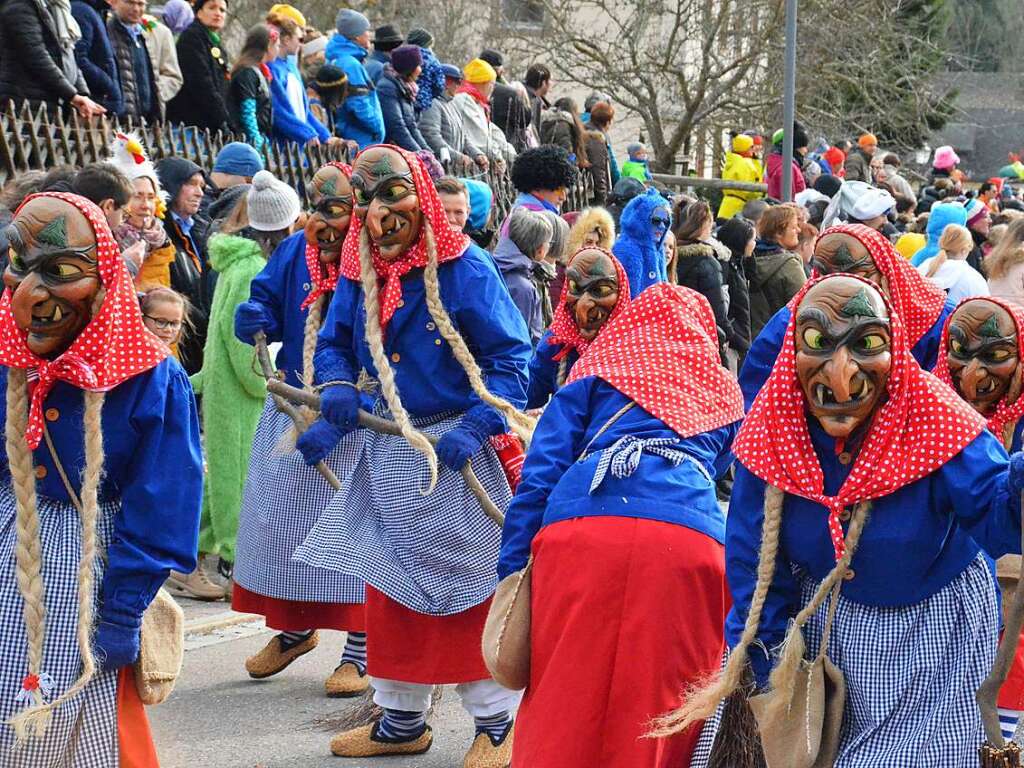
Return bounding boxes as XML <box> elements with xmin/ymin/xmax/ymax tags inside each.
<box><xmin>0</xmin><ymin>102</ymin><xmax>594</xmax><ymax>221</ymax></box>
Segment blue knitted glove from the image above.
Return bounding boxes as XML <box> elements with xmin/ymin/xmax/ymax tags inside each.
<box><xmin>1010</xmin><ymin>451</ymin><xmax>1024</xmax><ymax>498</ymax></box>
<box><xmin>234</xmin><ymin>301</ymin><xmax>269</xmax><ymax>344</ymax></box>
<box><xmin>296</xmin><ymin>419</ymin><xmax>350</xmax><ymax>466</ymax></box>
<box><xmin>93</xmin><ymin>618</ymin><xmax>141</xmax><ymax>672</ymax></box>
<box><xmin>436</xmin><ymin>405</ymin><xmax>505</xmax><ymax>472</ymax></box>
<box><xmin>320</xmin><ymin>383</ymin><xmax>361</xmax><ymax>430</ymax></box>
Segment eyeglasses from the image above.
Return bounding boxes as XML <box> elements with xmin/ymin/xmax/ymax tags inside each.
<box><xmin>651</xmin><ymin>217</ymin><xmax>671</xmax><ymax>227</ymax></box>
<box><xmin>144</xmin><ymin>314</ymin><xmax>183</xmax><ymax>331</ymax></box>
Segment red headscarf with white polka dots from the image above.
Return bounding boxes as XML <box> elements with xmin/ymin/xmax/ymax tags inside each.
<box><xmin>0</xmin><ymin>192</ymin><xmax>168</xmax><ymax>450</ymax></box>
<box><xmin>548</xmin><ymin>246</ymin><xmax>630</xmax><ymax>362</ymax></box>
<box><xmin>933</xmin><ymin>294</ymin><xmax>1024</xmax><ymax>444</ymax></box>
<box><xmin>808</xmin><ymin>223</ymin><xmax>947</xmax><ymax>348</ymax></box>
<box><xmin>338</xmin><ymin>145</ymin><xmax>469</xmax><ymax>332</ymax></box>
<box><xmin>567</xmin><ymin>283</ymin><xmax>744</xmax><ymax>438</ymax></box>
<box><xmin>735</xmin><ymin>274</ymin><xmax>985</xmax><ymax>560</ymax></box>
<box><xmin>301</xmin><ymin>162</ymin><xmax>351</xmax><ymax>310</ymax></box>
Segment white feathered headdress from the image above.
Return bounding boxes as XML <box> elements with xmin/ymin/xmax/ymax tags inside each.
<box><xmin>108</xmin><ymin>132</ymin><xmax>168</xmax><ymax>216</ymax></box>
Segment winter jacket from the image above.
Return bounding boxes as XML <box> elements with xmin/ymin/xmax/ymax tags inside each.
<box><xmin>325</xmin><ymin>34</ymin><xmax>384</xmax><ymax>149</ymax></box>
<box><xmin>717</xmin><ymin>151</ymin><xmax>764</xmax><ymax>220</ymax></box>
<box><xmin>674</xmin><ymin>239</ymin><xmax>744</xmax><ymax>352</ymax></box>
<box><xmin>910</xmin><ymin>202</ymin><xmax>968</xmax><ymax>267</ymax></box>
<box><xmin>620</xmin><ymin>159</ymin><xmax>652</xmax><ymax>182</ymax></box>
<box><xmin>491</xmin><ymin>81</ymin><xmax>531</xmax><ymax>152</ymax></box>
<box><xmin>189</xmin><ymin>233</ymin><xmax>267</xmax><ymax>563</ymax></box>
<box><xmin>721</xmin><ymin>244</ymin><xmax>752</xmax><ymax>356</ymax></box>
<box><xmin>166</xmin><ymin>19</ymin><xmax>229</xmax><ymax>131</ymax></box>
<box><xmin>765</xmin><ymin>149</ymin><xmax>806</xmax><ymax>200</ymax></box>
<box><xmin>142</xmin><ymin>17</ymin><xmax>183</xmax><ymax>107</ymax></box>
<box><xmin>266</xmin><ymin>56</ymin><xmax>328</xmax><ymax>145</ymax></box>
<box><xmin>107</xmin><ymin>17</ymin><xmax>160</xmax><ymax>120</ymax></box>
<box><xmin>420</xmin><ymin>94</ymin><xmax>477</xmax><ymax>163</ymax></box>
<box><xmin>585</xmin><ymin>129</ymin><xmax>611</xmax><ymax>205</ymax></box>
<box><xmin>364</xmin><ymin>49</ymin><xmax>388</xmax><ymax>83</ymax></box>
<box><xmin>886</xmin><ymin>168</ymin><xmax>916</xmax><ymax>204</ymax></box>
<box><xmin>228</xmin><ymin>66</ymin><xmax>272</xmax><ymax>150</ymax></box>
<box><xmin>451</xmin><ymin>92</ymin><xmax>516</xmax><ymax>165</ymax></box>
<box><xmin>746</xmin><ymin>238</ymin><xmax>806</xmax><ymax>338</ymax></box>
<box><xmin>843</xmin><ymin>147</ymin><xmax>873</xmax><ymax>183</ymax></box>
<box><xmin>163</xmin><ymin>212</ymin><xmax>212</xmax><ymax>375</ymax></box>
<box><xmin>524</xmin><ymin>84</ymin><xmax>547</xmax><ymax>138</ymax></box>
<box><xmin>539</xmin><ymin>109</ymin><xmax>575</xmax><ymax>154</ymax></box>
<box><xmin>71</xmin><ymin>0</ymin><xmax>122</xmax><ymax>114</ymax></box>
<box><xmin>612</xmin><ymin>189</ymin><xmax>671</xmax><ymax>298</ymax></box>
<box><xmin>493</xmin><ymin>234</ymin><xmax>544</xmax><ymax>346</ymax></box>
<box><xmin>0</xmin><ymin>0</ymin><xmax>87</xmax><ymax>108</ymax></box>
<box><xmin>377</xmin><ymin>69</ymin><xmax>430</xmax><ymax>153</ymax></box>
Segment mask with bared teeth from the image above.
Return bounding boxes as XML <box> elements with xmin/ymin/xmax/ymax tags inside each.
<box><xmin>305</xmin><ymin>163</ymin><xmax>353</xmax><ymax>266</ymax></box>
<box><xmin>350</xmin><ymin>146</ymin><xmax>422</xmax><ymax>262</ymax></box>
<box><xmin>944</xmin><ymin>298</ymin><xmax>1021</xmax><ymax>417</ymax></box>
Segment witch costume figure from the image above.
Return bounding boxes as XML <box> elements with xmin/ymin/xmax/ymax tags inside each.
<box><xmin>292</xmin><ymin>145</ymin><xmax>532</xmax><ymax>766</ymax></box>
<box><xmin>231</xmin><ymin>162</ymin><xmax>370</xmax><ymax>697</ymax></box>
<box><xmin>500</xmin><ymin>282</ymin><xmax>744</xmax><ymax>767</ymax></box>
<box><xmin>0</xmin><ymin>193</ymin><xmax>202</xmax><ymax>765</ymax></box>
<box><xmin>739</xmin><ymin>222</ymin><xmax>955</xmax><ymax>409</ymax></box>
<box><xmin>526</xmin><ymin>245</ymin><xmax>629</xmax><ymax>409</ymax></box>
<box><xmin>660</xmin><ymin>274</ymin><xmax>1024</xmax><ymax>767</ymax></box>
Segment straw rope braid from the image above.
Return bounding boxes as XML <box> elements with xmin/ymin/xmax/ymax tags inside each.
<box><xmin>649</xmin><ymin>487</ymin><xmax>870</xmax><ymax>737</ymax></box>
<box><xmin>556</xmin><ymin>357</ymin><xmax>569</xmax><ymax>389</ymax></box>
<box><xmin>358</xmin><ymin>227</ymin><xmax>439</xmax><ymax>492</ymax></box>
<box><xmin>7</xmin><ymin>370</ymin><xmax>106</xmax><ymax>739</ymax></box>
<box><xmin>420</xmin><ymin>224</ymin><xmax>537</xmax><ymax>445</ymax></box>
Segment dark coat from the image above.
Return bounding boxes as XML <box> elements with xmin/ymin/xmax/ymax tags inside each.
<box><xmin>745</xmin><ymin>238</ymin><xmax>806</xmax><ymax>338</ymax></box>
<box><xmin>107</xmin><ymin>17</ymin><xmax>159</xmax><ymax>120</ymax></box>
<box><xmin>166</xmin><ymin>19</ymin><xmax>229</xmax><ymax>131</ymax></box>
<box><xmin>491</xmin><ymin>80</ymin><xmax>530</xmax><ymax>152</ymax></box>
<box><xmin>674</xmin><ymin>240</ymin><xmax>742</xmax><ymax>352</ymax></box>
<box><xmin>376</xmin><ymin>70</ymin><xmax>430</xmax><ymax>153</ymax></box>
<box><xmin>163</xmin><ymin>213</ymin><xmax>212</xmax><ymax>374</ymax></box>
<box><xmin>0</xmin><ymin>0</ymin><xmax>86</xmax><ymax>107</ymax></box>
<box><xmin>585</xmin><ymin>128</ymin><xmax>610</xmax><ymax>205</ymax></box>
<box><xmin>71</xmin><ymin>0</ymin><xmax>122</xmax><ymax>114</ymax></box>
<box><xmin>227</xmin><ymin>66</ymin><xmax>272</xmax><ymax>140</ymax></box>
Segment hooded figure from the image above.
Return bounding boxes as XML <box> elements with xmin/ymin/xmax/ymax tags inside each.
<box><xmin>910</xmin><ymin>201</ymin><xmax>969</xmax><ymax>267</ymax></box>
<box><xmin>612</xmin><ymin>188</ymin><xmax>672</xmax><ymax>297</ymax></box>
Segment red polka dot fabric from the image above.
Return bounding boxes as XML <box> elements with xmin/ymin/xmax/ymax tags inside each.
<box><xmin>0</xmin><ymin>192</ymin><xmax>168</xmax><ymax>450</ymax></box>
<box><xmin>547</xmin><ymin>246</ymin><xmax>630</xmax><ymax>362</ymax></box>
<box><xmin>338</xmin><ymin>145</ymin><xmax>469</xmax><ymax>333</ymax></box>
<box><xmin>934</xmin><ymin>294</ymin><xmax>1024</xmax><ymax>441</ymax></box>
<box><xmin>734</xmin><ymin>274</ymin><xmax>986</xmax><ymax>561</ymax></box>
<box><xmin>808</xmin><ymin>223</ymin><xmax>947</xmax><ymax>348</ymax></box>
<box><xmin>567</xmin><ymin>283</ymin><xmax>745</xmax><ymax>438</ymax></box>
<box><xmin>300</xmin><ymin>163</ymin><xmax>352</xmax><ymax>311</ymax></box>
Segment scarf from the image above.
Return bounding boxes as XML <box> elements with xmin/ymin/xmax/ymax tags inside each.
<box><xmin>734</xmin><ymin>275</ymin><xmax>985</xmax><ymax>560</ymax></box>
<box><xmin>548</xmin><ymin>247</ymin><xmax>630</xmax><ymax>362</ymax></box>
<box><xmin>338</xmin><ymin>145</ymin><xmax>469</xmax><ymax>332</ymax></box>
<box><xmin>934</xmin><ymin>295</ymin><xmax>1024</xmax><ymax>445</ymax></box>
<box><xmin>0</xmin><ymin>193</ymin><xmax>169</xmax><ymax>450</ymax></box>
<box><xmin>457</xmin><ymin>81</ymin><xmax>491</xmax><ymax>118</ymax></box>
<box><xmin>568</xmin><ymin>283</ymin><xmax>744</xmax><ymax>438</ymax></box>
<box><xmin>112</xmin><ymin>218</ymin><xmax>168</xmax><ymax>253</ymax></box>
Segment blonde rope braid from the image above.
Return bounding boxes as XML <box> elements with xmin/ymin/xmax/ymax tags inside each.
<box><xmin>358</xmin><ymin>227</ymin><xmax>439</xmax><ymax>492</ymax></box>
<box><xmin>421</xmin><ymin>224</ymin><xmax>537</xmax><ymax>445</ymax></box>
<box><xmin>556</xmin><ymin>357</ymin><xmax>569</xmax><ymax>389</ymax></box>
<box><xmin>275</xmin><ymin>294</ymin><xmax>325</xmax><ymax>454</ymax></box>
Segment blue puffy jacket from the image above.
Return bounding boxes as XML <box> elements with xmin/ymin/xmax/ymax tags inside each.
<box><xmin>376</xmin><ymin>70</ymin><xmax>430</xmax><ymax>153</ymax></box>
<box><xmin>267</xmin><ymin>56</ymin><xmax>329</xmax><ymax>145</ymax></box>
<box><xmin>325</xmin><ymin>35</ymin><xmax>384</xmax><ymax>149</ymax></box>
<box><xmin>612</xmin><ymin>188</ymin><xmax>672</xmax><ymax>297</ymax></box>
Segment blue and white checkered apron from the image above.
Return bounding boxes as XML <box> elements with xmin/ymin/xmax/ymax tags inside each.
<box><xmin>292</xmin><ymin>402</ymin><xmax>511</xmax><ymax>616</ymax></box>
<box><xmin>0</xmin><ymin>484</ymin><xmax>120</xmax><ymax>768</ymax></box>
<box><xmin>234</xmin><ymin>397</ymin><xmax>365</xmax><ymax>604</ymax></box>
<box><xmin>691</xmin><ymin>554</ymin><xmax>997</xmax><ymax>768</ymax></box>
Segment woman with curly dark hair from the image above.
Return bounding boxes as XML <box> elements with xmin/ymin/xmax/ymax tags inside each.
<box><xmin>509</xmin><ymin>145</ymin><xmax>578</xmax><ymax>214</ymax></box>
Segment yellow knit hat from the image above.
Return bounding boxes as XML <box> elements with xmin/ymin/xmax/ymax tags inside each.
<box><xmin>269</xmin><ymin>4</ymin><xmax>306</xmax><ymax>28</ymax></box>
<box><xmin>895</xmin><ymin>232</ymin><xmax>926</xmax><ymax>261</ymax></box>
<box><xmin>463</xmin><ymin>58</ymin><xmax>497</xmax><ymax>84</ymax></box>
<box><xmin>731</xmin><ymin>134</ymin><xmax>754</xmax><ymax>154</ymax></box>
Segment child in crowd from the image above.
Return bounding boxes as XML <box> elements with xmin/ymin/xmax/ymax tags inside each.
<box><xmin>918</xmin><ymin>223</ymin><xmax>989</xmax><ymax>304</ymax></box>
<box><xmin>621</xmin><ymin>142</ymin><xmax>654</xmax><ymax>182</ymax></box>
<box><xmin>140</xmin><ymin>286</ymin><xmax>191</xmax><ymax>362</ymax></box>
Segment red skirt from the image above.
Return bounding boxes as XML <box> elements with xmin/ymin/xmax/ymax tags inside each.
<box><xmin>365</xmin><ymin>585</ymin><xmax>491</xmax><ymax>684</ymax></box>
<box><xmin>512</xmin><ymin>517</ymin><xmax>729</xmax><ymax>768</ymax></box>
<box><xmin>232</xmin><ymin>583</ymin><xmax>366</xmax><ymax>633</ymax></box>
<box><xmin>117</xmin><ymin>667</ymin><xmax>159</xmax><ymax>768</ymax></box>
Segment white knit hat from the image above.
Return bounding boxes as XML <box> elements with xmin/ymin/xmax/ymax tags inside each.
<box><xmin>247</xmin><ymin>170</ymin><xmax>302</xmax><ymax>232</ymax></box>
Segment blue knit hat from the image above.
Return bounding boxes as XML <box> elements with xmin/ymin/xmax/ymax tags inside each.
<box><xmin>441</xmin><ymin>63</ymin><xmax>462</xmax><ymax>81</ymax></box>
<box><xmin>335</xmin><ymin>8</ymin><xmax>370</xmax><ymax>39</ymax></box>
<box><xmin>213</xmin><ymin>142</ymin><xmax>264</xmax><ymax>178</ymax></box>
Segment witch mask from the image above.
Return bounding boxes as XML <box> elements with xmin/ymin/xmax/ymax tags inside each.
<box><xmin>811</xmin><ymin>232</ymin><xmax>887</xmax><ymax>294</ymax></box>
<box><xmin>350</xmin><ymin>146</ymin><xmax>422</xmax><ymax>261</ymax></box>
<box><xmin>3</xmin><ymin>197</ymin><xmax>102</xmax><ymax>359</ymax></box>
<box><xmin>946</xmin><ymin>298</ymin><xmax>1021</xmax><ymax>416</ymax></box>
<box><xmin>305</xmin><ymin>164</ymin><xmax>353</xmax><ymax>264</ymax></box>
<box><xmin>794</xmin><ymin>275</ymin><xmax>891</xmax><ymax>439</ymax></box>
<box><xmin>565</xmin><ymin>247</ymin><xmax>621</xmax><ymax>340</ymax></box>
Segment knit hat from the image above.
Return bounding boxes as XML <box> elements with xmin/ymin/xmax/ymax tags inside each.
<box><xmin>965</xmin><ymin>198</ymin><xmax>988</xmax><ymax>228</ymax></box>
<box><xmin>406</xmin><ymin>27</ymin><xmax>433</xmax><ymax>48</ymax></box>
<box><xmin>390</xmin><ymin>44</ymin><xmax>422</xmax><ymax>76</ymax></box>
<box><xmin>268</xmin><ymin>3</ymin><xmax>305</xmax><ymax>27</ymax></box>
<box><xmin>627</xmin><ymin>142</ymin><xmax>645</xmax><ymax>156</ymax></box>
<box><xmin>161</xmin><ymin>0</ymin><xmax>194</xmax><ymax>34</ymax></box>
<box><xmin>247</xmin><ymin>171</ymin><xmax>301</xmax><ymax>232</ymax></box>
<box><xmin>584</xmin><ymin>91</ymin><xmax>612</xmax><ymax>112</ymax></box>
<box><xmin>823</xmin><ymin>146</ymin><xmax>845</xmax><ymax>170</ymax></box>
<box><xmin>314</xmin><ymin>63</ymin><xmax>347</xmax><ymax>89</ymax></box>
<box><xmin>895</xmin><ymin>232</ymin><xmax>926</xmax><ymax>260</ymax></box>
<box><xmin>849</xmin><ymin>186</ymin><xmax>896</xmax><ymax>220</ymax></box>
<box><xmin>463</xmin><ymin>58</ymin><xmax>496</xmax><ymax>84</ymax></box>
<box><xmin>479</xmin><ymin>49</ymin><xmax>503</xmax><ymax>68</ymax></box>
<box><xmin>772</xmin><ymin>122</ymin><xmax>809</xmax><ymax>148</ymax></box>
<box><xmin>933</xmin><ymin>145</ymin><xmax>960</xmax><ymax>170</ymax></box>
<box><xmin>335</xmin><ymin>8</ymin><xmax>369</xmax><ymax>39</ymax></box>
<box><xmin>858</xmin><ymin>133</ymin><xmax>878</xmax><ymax>149</ymax></box>
<box><xmin>155</xmin><ymin>157</ymin><xmax>203</xmax><ymax>206</ymax></box>
<box><xmin>373</xmin><ymin>24</ymin><xmax>402</xmax><ymax>46</ymax></box>
<box><xmin>441</xmin><ymin>63</ymin><xmax>462</xmax><ymax>81</ymax></box>
<box><xmin>212</xmin><ymin>142</ymin><xmax>264</xmax><ymax>178</ymax></box>
<box><xmin>731</xmin><ymin>134</ymin><xmax>754</xmax><ymax>154</ymax></box>
<box><xmin>302</xmin><ymin>35</ymin><xmax>327</xmax><ymax>57</ymax></box>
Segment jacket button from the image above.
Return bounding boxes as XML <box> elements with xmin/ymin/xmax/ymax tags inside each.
<box><xmin>45</xmin><ymin>408</ymin><xmax>59</xmax><ymax>422</ymax></box>
<box><xmin>35</xmin><ymin>465</ymin><xmax>47</xmax><ymax>480</ymax></box>
<box><xmin>838</xmin><ymin>508</ymin><xmax>851</xmax><ymax>522</ymax></box>
<box><xmin>426</xmin><ymin>322</ymin><xmax>436</xmax><ymax>331</ymax></box>
<box><xmin>843</xmin><ymin>568</ymin><xmax>855</xmax><ymax>581</ymax></box>
<box><xmin>391</xmin><ymin>353</ymin><xmax>401</xmax><ymax>363</ymax></box>
<box><xmin>648</xmin><ymin>271</ymin><xmax>656</xmax><ymax>279</ymax></box>
<box><xmin>434</xmin><ymin>338</ymin><xmax>442</xmax><ymax>346</ymax></box>
<box><xmin>397</xmin><ymin>300</ymin><xmax>405</xmax><ymax>308</ymax></box>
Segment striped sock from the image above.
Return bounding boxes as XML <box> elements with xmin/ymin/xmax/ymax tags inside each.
<box><xmin>474</xmin><ymin>711</ymin><xmax>513</xmax><ymax>743</ymax></box>
<box><xmin>279</xmin><ymin>630</ymin><xmax>313</xmax><ymax>651</ymax></box>
<box><xmin>377</xmin><ymin>708</ymin><xmax>426</xmax><ymax>741</ymax></box>
<box><xmin>339</xmin><ymin>632</ymin><xmax>367</xmax><ymax>673</ymax></box>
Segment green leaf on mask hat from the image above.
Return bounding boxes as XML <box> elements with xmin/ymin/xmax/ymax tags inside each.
<box><xmin>980</xmin><ymin>313</ymin><xmax>1003</xmax><ymax>338</ymax></box>
<box><xmin>320</xmin><ymin>175</ymin><xmax>337</xmax><ymax>197</ymax></box>
<box><xmin>37</xmin><ymin>216</ymin><xmax>68</xmax><ymax>249</ymax></box>
<box><xmin>370</xmin><ymin>154</ymin><xmax>394</xmax><ymax>177</ymax></box>
<box><xmin>840</xmin><ymin>288</ymin><xmax>878</xmax><ymax>318</ymax></box>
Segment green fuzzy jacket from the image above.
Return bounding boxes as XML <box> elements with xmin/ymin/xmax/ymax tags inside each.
<box><xmin>190</xmin><ymin>233</ymin><xmax>267</xmax><ymax>563</ymax></box>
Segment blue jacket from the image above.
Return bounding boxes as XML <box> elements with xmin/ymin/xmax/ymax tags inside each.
<box><xmin>739</xmin><ymin>298</ymin><xmax>956</xmax><ymax>410</ymax></box>
<box><xmin>315</xmin><ymin>243</ymin><xmax>531</xmax><ymax>418</ymax></box>
<box><xmin>612</xmin><ymin>188</ymin><xmax>671</xmax><ymax>297</ymax></box>
<box><xmin>0</xmin><ymin>360</ymin><xmax>202</xmax><ymax>626</ymax></box>
<box><xmin>726</xmin><ymin>420</ymin><xmax>1023</xmax><ymax>686</ymax></box>
<box><xmin>325</xmin><ymin>35</ymin><xmax>384</xmax><ymax>149</ymax></box>
<box><xmin>526</xmin><ymin>330</ymin><xmax>578</xmax><ymax>409</ymax></box>
<box><xmin>910</xmin><ymin>202</ymin><xmax>969</xmax><ymax>266</ymax></box>
<box><xmin>499</xmin><ymin>376</ymin><xmax>739</xmax><ymax>579</ymax></box>
<box><xmin>71</xmin><ymin>0</ymin><xmax>123</xmax><ymax>115</ymax></box>
<box><xmin>492</xmin><ymin>234</ymin><xmax>543</xmax><ymax>345</ymax></box>
<box><xmin>364</xmin><ymin>49</ymin><xmax>388</xmax><ymax>83</ymax></box>
<box><xmin>377</xmin><ymin>70</ymin><xmax>430</xmax><ymax>153</ymax></box>
<box><xmin>267</xmin><ymin>56</ymin><xmax>329</xmax><ymax>145</ymax></box>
